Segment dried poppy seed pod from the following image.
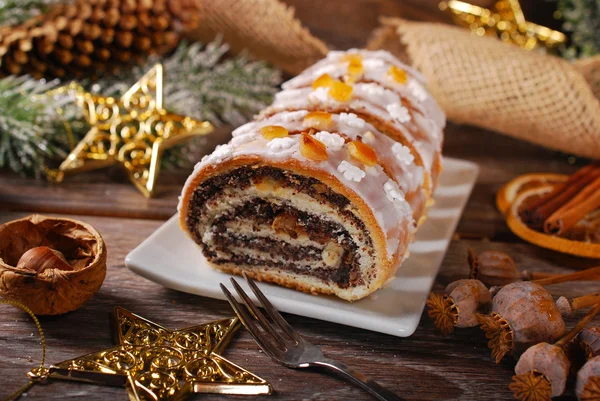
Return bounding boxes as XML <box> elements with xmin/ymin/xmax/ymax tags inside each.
<box><xmin>477</xmin><ymin>282</ymin><xmax>565</xmax><ymax>363</ymax></box>
<box><xmin>510</xmin><ymin>303</ymin><xmax>600</xmax><ymax>401</ymax></box>
<box><xmin>580</xmin><ymin>327</ymin><xmax>600</xmax><ymax>359</ymax></box>
<box><xmin>468</xmin><ymin>249</ymin><xmax>522</xmax><ymax>286</ymax></box>
<box><xmin>576</xmin><ymin>356</ymin><xmax>600</xmax><ymax>400</ymax></box>
<box><xmin>426</xmin><ymin>279</ymin><xmax>491</xmax><ymax>335</ymax></box>
<box><xmin>556</xmin><ymin>293</ymin><xmax>600</xmax><ymax>317</ymax></box>
<box><xmin>510</xmin><ymin>342</ymin><xmax>570</xmax><ymax>400</ymax></box>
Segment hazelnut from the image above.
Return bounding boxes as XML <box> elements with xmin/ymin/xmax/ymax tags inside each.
<box><xmin>17</xmin><ymin>246</ymin><xmax>73</xmax><ymax>273</ymax></box>
<box><xmin>0</xmin><ymin>214</ymin><xmax>107</xmax><ymax>315</ymax></box>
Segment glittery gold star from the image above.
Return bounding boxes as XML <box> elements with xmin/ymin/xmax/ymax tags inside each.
<box><xmin>55</xmin><ymin>64</ymin><xmax>214</xmax><ymax>198</ymax></box>
<box><xmin>47</xmin><ymin>307</ymin><xmax>272</xmax><ymax>400</ymax></box>
<box><xmin>439</xmin><ymin>0</ymin><xmax>566</xmax><ymax>51</ymax></box>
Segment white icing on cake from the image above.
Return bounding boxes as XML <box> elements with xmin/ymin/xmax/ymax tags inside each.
<box><xmin>337</xmin><ymin>160</ymin><xmax>366</xmax><ymax>182</ymax></box>
<box><xmin>266</xmin><ymin>85</ymin><xmax>439</xmax><ymax>176</ymax></box>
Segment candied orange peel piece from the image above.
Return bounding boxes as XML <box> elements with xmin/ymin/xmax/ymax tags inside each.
<box><xmin>344</xmin><ymin>54</ymin><xmax>364</xmax><ymax>82</ymax></box>
<box><xmin>329</xmin><ymin>80</ymin><xmax>353</xmax><ymax>102</ymax></box>
<box><xmin>260</xmin><ymin>125</ymin><xmax>289</xmax><ymax>140</ymax></box>
<box><xmin>347</xmin><ymin>140</ymin><xmax>377</xmax><ymax>167</ymax></box>
<box><xmin>389</xmin><ymin>65</ymin><xmax>408</xmax><ymax>84</ymax></box>
<box><xmin>312</xmin><ymin>73</ymin><xmax>334</xmax><ymax>90</ymax></box>
<box><xmin>303</xmin><ymin>111</ymin><xmax>333</xmax><ymax>130</ymax></box>
<box><xmin>299</xmin><ymin>133</ymin><xmax>328</xmax><ymax>161</ymax></box>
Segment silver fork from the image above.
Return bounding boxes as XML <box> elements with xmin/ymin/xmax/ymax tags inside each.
<box><xmin>220</xmin><ymin>274</ymin><xmax>406</xmax><ymax>401</ymax></box>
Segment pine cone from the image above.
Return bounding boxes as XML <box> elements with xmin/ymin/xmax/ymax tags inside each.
<box><xmin>0</xmin><ymin>0</ymin><xmax>201</xmax><ymax>79</ymax></box>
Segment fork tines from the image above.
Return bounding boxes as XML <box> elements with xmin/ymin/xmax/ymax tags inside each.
<box><xmin>220</xmin><ymin>273</ymin><xmax>301</xmax><ymax>358</ymax></box>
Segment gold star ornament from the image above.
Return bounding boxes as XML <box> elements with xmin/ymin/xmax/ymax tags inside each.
<box><xmin>47</xmin><ymin>307</ymin><xmax>272</xmax><ymax>400</ymax></box>
<box><xmin>439</xmin><ymin>0</ymin><xmax>566</xmax><ymax>51</ymax></box>
<box><xmin>54</xmin><ymin>64</ymin><xmax>214</xmax><ymax>198</ymax></box>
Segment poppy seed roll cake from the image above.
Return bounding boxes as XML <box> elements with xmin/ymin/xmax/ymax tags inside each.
<box><xmin>179</xmin><ymin>49</ymin><xmax>445</xmax><ymax>301</ymax></box>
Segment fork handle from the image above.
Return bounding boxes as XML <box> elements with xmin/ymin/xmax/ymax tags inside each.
<box><xmin>312</xmin><ymin>359</ymin><xmax>406</xmax><ymax>401</ymax></box>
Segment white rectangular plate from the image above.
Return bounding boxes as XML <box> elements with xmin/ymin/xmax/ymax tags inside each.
<box><xmin>125</xmin><ymin>157</ymin><xmax>478</xmax><ymax>337</ymax></box>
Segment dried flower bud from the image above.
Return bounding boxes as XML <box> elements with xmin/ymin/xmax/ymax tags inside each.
<box><xmin>16</xmin><ymin>246</ymin><xmax>73</xmax><ymax>273</ymax></box>
<box><xmin>510</xmin><ymin>343</ymin><xmax>570</xmax><ymax>400</ymax></box>
<box><xmin>477</xmin><ymin>282</ymin><xmax>565</xmax><ymax>363</ymax></box>
<box><xmin>468</xmin><ymin>249</ymin><xmax>522</xmax><ymax>286</ymax></box>
<box><xmin>576</xmin><ymin>356</ymin><xmax>600</xmax><ymax>401</ymax></box>
<box><xmin>426</xmin><ymin>279</ymin><xmax>491</xmax><ymax>335</ymax></box>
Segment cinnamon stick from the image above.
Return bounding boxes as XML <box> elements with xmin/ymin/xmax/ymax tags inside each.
<box><xmin>544</xmin><ymin>175</ymin><xmax>600</xmax><ymax>235</ymax></box>
<box><xmin>527</xmin><ymin>165</ymin><xmax>600</xmax><ymax>228</ymax></box>
<box><xmin>571</xmin><ymin>293</ymin><xmax>600</xmax><ymax>311</ymax></box>
<box><xmin>555</xmin><ymin>302</ymin><xmax>600</xmax><ymax>348</ymax></box>
<box><xmin>531</xmin><ymin>266</ymin><xmax>600</xmax><ymax>286</ymax></box>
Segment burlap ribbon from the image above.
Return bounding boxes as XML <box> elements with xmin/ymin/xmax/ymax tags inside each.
<box><xmin>367</xmin><ymin>18</ymin><xmax>600</xmax><ymax>159</ymax></box>
<box><xmin>189</xmin><ymin>0</ymin><xmax>600</xmax><ymax>159</ymax></box>
<box><xmin>185</xmin><ymin>0</ymin><xmax>328</xmax><ymax>75</ymax></box>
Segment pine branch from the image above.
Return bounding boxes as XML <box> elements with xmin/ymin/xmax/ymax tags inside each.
<box><xmin>0</xmin><ymin>38</ymin><xmax>282</xmax><ymax>176</ymax></box>
<box><xmin>0</xmin><ymin>76</ymin><xmax>76</xmax><ymax>177</ymax></box>
<box><xmin>0</xmin><ymin>0</ymin><xmax>63</xmax><ymax>26</ymax></box>
<box><xmin>557</xmin><ymin>0</ymin><xmax>600</xmax><ymax>59</ymax></box>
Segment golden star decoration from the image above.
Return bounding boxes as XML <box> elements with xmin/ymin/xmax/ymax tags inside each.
<box><xmin>47</xmin><ymin>307</ymin><xmax>272</xmax><ymax>400</ymax></box>
<box><xmin>439</xmin><ymin>0</ymin><xmax>566</xmax><ymax>51</ymax></box>
<box><xmin>54</xmin><ymin>64</ymin><xmax>214</xmax><ymax>198</ymax></box>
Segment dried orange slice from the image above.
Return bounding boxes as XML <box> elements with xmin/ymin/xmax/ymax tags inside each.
<box><xmin>496</xmin><ymin>173</ymin><xmax>568</xmax><ymax>216</ymax></box>
<box><xmin>504</xmin><ymin>185</ymin><xmax>600</xmax><ymax>258</ymax></box>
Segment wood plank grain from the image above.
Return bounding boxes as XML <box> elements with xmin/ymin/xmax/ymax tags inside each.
<box><xmin>0</xmin><ymin>212</ymin><xmax>596</xmax><ymax>400</ymax></box>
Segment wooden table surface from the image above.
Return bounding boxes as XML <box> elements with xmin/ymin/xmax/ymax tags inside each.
<box><xmin>1</xmin><ymin>1</ymin><xmax>598</xmax><ymax>400</ymax></box>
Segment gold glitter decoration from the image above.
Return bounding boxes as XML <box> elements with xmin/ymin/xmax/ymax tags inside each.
<box><xmin>53</xmin><ymin>64</ymin><xmax>214</xmax><ymax>198</ymax></box>
<box><xmin>47</xmin><ymin>307</ymin><xmax>271</xmax><ymax>400</ymax></box>
<box><xmin>439</xmin><ymin>0</ymin><xmax>566</xmax><ymax>51</ymax></box>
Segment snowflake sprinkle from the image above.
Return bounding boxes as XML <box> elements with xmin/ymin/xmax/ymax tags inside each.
<box><xmin>315</xmin><ymin>131</ymin><xmax>345</xmax><ymax>151</ymax></box>
<box><xmin>383</xmin><ymin>179</ymin><xmax>411</xmax><ymax>214</ymax></box>
<box><xmin>392</xmin><ymin>143</ymin><xmax>414</xmax><ymax>165</ymax></box>
<box><xmin>387</xmin><ymin>103</ymin><xmax>411</xmax><ymax>123</ymax></box>
<box><xmin>308</xmin><ymin>87</ymin><xmax>330</xmax><ymax>104</ymax></box>
<box><xmin>337</xmin><ymin>160</ymin><xmax>365</xmax><ymax>182</ymax></box>
<box><xmin>407</xmin><ymin>80</ymin><xmax>427</xmax><ymax>102</ymax></box>
<box><xmin>339</xmin><ymin>112</ymin><xmax>365</xmax><ymax>129</ymax></box>
<box><xmin>267</xmin><ymin>137</ymin><xmax>295</xmax><ymax>151</ymax></box>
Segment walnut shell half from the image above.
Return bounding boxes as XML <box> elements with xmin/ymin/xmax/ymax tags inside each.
<box><xmin>0</xmin><ymin>214</ymin><xmax>107</xmax><ymax>315</ymax></box>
